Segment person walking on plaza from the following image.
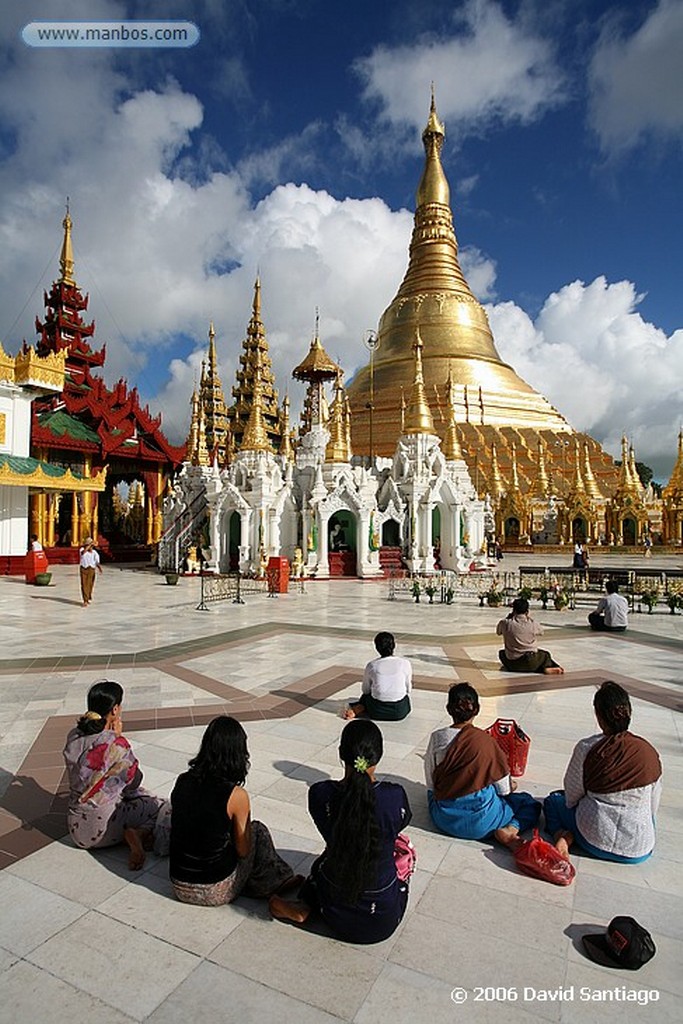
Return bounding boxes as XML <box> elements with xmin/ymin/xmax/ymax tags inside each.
<box><xmin>588</xmin><ymin>580</ymin><xmax>629</xmax><ymax>632</ymax></box>
<box><xmin>79</xmin><ymin>537</ymin><xmax>102</xmax><ymax>606</ymax></box>
<box><xmin>497</xmin><ymin>598</ymin><xmax>564</xmax><ymax>675</ymax></box>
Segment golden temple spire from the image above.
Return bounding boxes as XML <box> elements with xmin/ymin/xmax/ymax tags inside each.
<box><xmin>509</xmin><ymin>443</ymin><xmax>521</xmax><ymax>493</ymax></box>
<box><xmin>326</xmin><ymin>372</ymin><xmax>351</xmax><ymax>463</ymax></box>
<box><xmin>582</xmin><ymin>442</ymin><xmax>602</xmax><ymax>500</ymax></box>
<box><xmin>241</xmin><ymin>345</ymin><xmax>273</xmax><ymax>452</ymax></box>
<box><xmin>570</xmin><ymin>441</ymin><xmax>586</xmax><ymax>495</ymax></box>
<box><xmin>489</xmin><ymin>443</ymin><xmax>505</xmax><ymax>500</ymax></box>
<box><xmin>629</xmin><ymin>445</ymin><xmax>641</xmax><ymax>492</ymax></box>
<box><xmin>404</xmin><ymin>328</ymin><xmax>435</xmax><ymax>434</ymax></box>
<box><xmin>59</xmin><ymin>200</ymin><xmax>75</xmax><ymax>286</ymax></box>
<box><xmin>416</xmin><ymin>88</ymin><xmax>449</xmax><ymax>208</ymax></box>
<box><xmin>196</xmin><ymin>402</ymin><xmax>210</xmax><ymax>466</ymax></box>
<box><xmin>200</xmin><ymin>322</ymin><xmax>229</xmax><ymax>460</ymax></box>
<box><xmin>534</xmin><ymin>437</ymin><xmax>550</xmax><ymax>497</ymax></box>
<box><xmin>208</xmin><ymin>321</ymin><xmax>217</xmax><ymax>370</ymax></box>
<box><xmin>186</xmin><ymin>386</ymin><xmax>200</xmax><ymax>465</ymax></box>
<box><xmin>663</xmin><ymin>428</ymin><xmax>683</xmax><ymax>497</ymax></box>
<box><xmin>400</xmin><ymin>388</ymin><xmax>406</xmax><ymax>434</ymax></box>
<box><xmin>616</xmin><ymin>436</ymin><xmax>638</xmax><ymax>494</ymax></box>
<box><xmin>228</xmin><ymin>277</ymin><xmax>282</xmax><ymax>450</ymax></box>
<box><xmin>279</xmin><ymin>395</ymin><xmax>294</xmax><ymax>461</ymax></box>
<box><xmin>442</xmin><ymin>365</ymin><xmax>463</xmax><ymax>460</ymax></box>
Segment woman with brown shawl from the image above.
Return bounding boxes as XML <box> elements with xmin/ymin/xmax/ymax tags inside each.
<box><xmin>424</xmin><ymin>684</ymin><xmax>540</xmax><ymax>847</ymax></box>
<box><xmin>544</xmin><ymin>681</ymin><xmax>662</xmax><ymax>862</ymax></box>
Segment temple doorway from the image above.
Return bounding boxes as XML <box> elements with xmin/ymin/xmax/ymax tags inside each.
<box><xmin>572</xmin><ymin>517</ymin><xmax>587</xmax><ymax>542</ymax></box>
<box><xmin>381</xmin><ymin>519</ymin><xmax>400</xmax><ymax>546</ymax></box>
<box><xmin>504</xmin><ymin>517</ymin><xmax>520</xmax><ymax>543</ymax></box>
<box><xmin>228</xmin><ymin>510</ymin><xmax>240</xmax><ymax>570</ymax></box>
<box><xmin>622</xmin><ymin>517</ymin><xmax>637</xmax><ymax>545</ymax></box>
<box><xmin>328</xmin><ymin>511</ymin><xmax>356</xmax><ymax>576</ymax></box>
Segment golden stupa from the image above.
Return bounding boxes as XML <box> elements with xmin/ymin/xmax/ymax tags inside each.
<box><xmin>347</xmin><ymin>94</ymin><xmax>618</xmax><ymax>498</ymax></box>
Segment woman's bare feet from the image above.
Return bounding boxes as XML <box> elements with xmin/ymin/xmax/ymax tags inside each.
<box><xmin>273</xmin><ymin>873</ymin><xmax>305</xmax><ymax>895</ymax></box>
<box><xmin>543</xmin><ymin>666</ymin><xmax>565</xmax><ymax>675</ymax></box>
<box><xmin>342</xmin><ymin>703</ymin><xmax>364</xmax><ymax>720</ymax></box>
<box><xmin>124</xmin><ymin>827</ymin><xmax>147</xmax><ymax>870</ymax></box>
<box><xmin>554</xmin><ymin>830</ymin><xmax>574</xmax><ymax>860</ymax></box>
<box><xmin>269</xmin><ymin>894</ymin><xmax>311</xmax><ymax>924</ymax></box>
<box><xmin>494</xmin><ymin>824</ymin><xmax>523</xmax><ymax>852</ymax></box>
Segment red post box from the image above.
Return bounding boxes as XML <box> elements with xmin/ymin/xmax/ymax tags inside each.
<box><xmin>267</xmin><ymin>556</ymin><xmax>290</xmax><ymax>594</ymax></box>
<box><xmin>25</xmin><ymin>549</ymin><xmax>49</xmax><ymax>584</ymax></box>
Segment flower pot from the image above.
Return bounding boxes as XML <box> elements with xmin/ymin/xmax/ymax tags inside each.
<box><xmin>486</xmin><ymin>596</ymin><xmax>503</xmax><ymax>607</ymax></box>
<box><xmin>34</xmin><ymin>572</ymin><xmax>52</xmax><ymax>586</ymax></box>
<box><xmin>165</xmin><ymin>573</ymin><xmax>180</xmax><ymax>586</ymax></box>
<box><xmin>554</xmin><ymin>599</ymin><xmax>567</xmax><ymax>611</ymax></box>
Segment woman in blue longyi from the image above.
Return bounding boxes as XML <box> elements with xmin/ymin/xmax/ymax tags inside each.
<box><xmin>425</xmin><ymin>683</ymin><xmax>540</xmax><ymax>847</ymax></box>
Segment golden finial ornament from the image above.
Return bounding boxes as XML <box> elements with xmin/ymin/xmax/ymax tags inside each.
<box><xmin>326</xmin><ymin>371</ymin><xmax>351</xmax><ymax>463</ymax></box>
<box><xmin>279</xmin><ymin>395</ymin><xmax>294</xmax><ymax>461</ymax></box>
<box><xmin>59</xmin><ymin>200</ymin><xmax>76</xmax><ymax>286</ymax></box>
<box><xmin>442</xmin><ymin>365</ymin><xmax>463</xmax><ymax>460</ymax></box>
<box><xmin>403</xmin><ymin>328</ymin><xmax>435</xmax><ymax>434</ymax></box>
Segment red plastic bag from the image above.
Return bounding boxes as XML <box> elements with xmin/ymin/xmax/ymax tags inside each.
<box><xmin>485</xmin><ymin>718</ymin><xmax>530</xmax><ymax>777</ymax></box>
<box><xmin>514</xmin><ymin>830</ymin><xmax>575</xmax><ymax>886</ymax></box>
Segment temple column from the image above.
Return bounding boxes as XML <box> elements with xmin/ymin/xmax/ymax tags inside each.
<box><xmin>238</xmin><ymin>508</ymin><xmax>252</xmax><ymax>571</ymax></box>
<box><xmin>92</xmin><ymin>493</ymin><xmax>99</xmax><ymax>542</ymax></box>
<box><xmin>71</xmin><ymin>492</ymin><xmax>79</xmax><ymax>545</ymax></box>
<box><xmin>46</xmin><ymin>494</ymin><xmax>57</xmax><ymax>547</ymax></box>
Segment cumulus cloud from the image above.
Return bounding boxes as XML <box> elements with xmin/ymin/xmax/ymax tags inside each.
<box><xmin>589</xmin><ymin>0</ymin><xmax>683</xmax><ymax>154</ymax></box>
<box><xmin>355</xmin><ymin>0</ymin><xmax>566</xmax><ymax>141</ymax></box>
<box><xmin>487</xmin><ymin>277</ymin><xmax>683</xmax><ymax>479</ymax></box>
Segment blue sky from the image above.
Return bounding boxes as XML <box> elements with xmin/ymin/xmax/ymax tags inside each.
<box><xmin>1</xmin><ymin>0</ymin><xmax>681</xmax><ymax>478</ymax></box>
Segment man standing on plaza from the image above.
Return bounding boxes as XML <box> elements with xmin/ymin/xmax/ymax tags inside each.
<box><xmin>79</xmin><ymin>537</ymin><xmax>102</xmax><ymax>607</ymax></box>
<box><xmin>588</xmin><ymin>580</ymin><xmax>628</xmax><ymax>632</ymax></box>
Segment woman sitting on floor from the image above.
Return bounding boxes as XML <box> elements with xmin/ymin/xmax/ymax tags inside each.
<box><xmin>63</xmin><ymin>680</ymin><xmax>169</xmax><ymax>870</ymax></box>
<box><xmin>496</xmin><ymin>598</ymin><xmax>564</xmax><ymax>675</ymax></box>
<box><xmin>270</xmin><ymin>719</ymin><xmax>412</xmax><ymax>943</ymax></box>
<box><xmin>343</xmin><ymin>631</ymin><xmax>412</xmax><ymax>721</ymax></box>
<box><xmin>170</xmin><ymin>716</ymin><xmax>299</xmax><ymax>905</ymax></box>
<box><xmin>545</xmin><ymin>681</ymin><xmax>662</xmax><ymax>863</ymax></box>
<box><xmin>425</xmin><ymin>683</ymin><xmax>540</xmax><ymax>848</ymax></box>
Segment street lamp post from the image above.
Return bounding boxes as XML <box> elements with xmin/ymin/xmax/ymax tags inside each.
<box><xmin>364</xmin><ymin>330</ymin><xmax>380</xmax><ymax>464</ymax></box>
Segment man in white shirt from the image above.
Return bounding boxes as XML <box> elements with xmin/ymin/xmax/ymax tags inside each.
<box><xmin>588</xmin><ymin>580</ymin><xmax>628</xmax><ymax>632</ymax></box>
<box><xmin>343</xmin><ymin>632</ymin><xmax>412</xmax><ymax>721</ymax></box>
<box><xmin>79</xmin><ymin>537</ymin><xmax>103</xmax><ymax>607</ymax></box>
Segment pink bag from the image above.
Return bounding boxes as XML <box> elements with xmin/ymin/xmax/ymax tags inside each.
<box><xmin>394</xmin><ymin>833</ymin><xmax>417</xmax><ymax>881</ymax></box>
<box><xmin>514</xmin><ymin>829</ymin><xmax>575</xmax><ymax>886</ymax></box>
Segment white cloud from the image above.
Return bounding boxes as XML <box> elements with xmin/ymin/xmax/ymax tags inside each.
<box><xmin>589</xmin><ymin>0</ymin><xmax>683</xmax><ymax>154</ymax></box>
<box><xmin>355</xmin><ymin>0</ymin><xmax>565</xmax><ymax>140</ymax></box>
<box><xmin>487</xmin><ymin>277</ymin><xmax>683</xmax><ymax>480</ymax></box>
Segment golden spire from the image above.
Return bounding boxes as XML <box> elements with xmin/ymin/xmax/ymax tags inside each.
<box><xmin>228</xmin><ymin>277</ymin><xmax>282</xmax><ymax>450</ymax></box>
<box><xmin>186</xmin><ymin>386</ymin><xmax>200</xmax><ymax>465</ymax></box>
<box><xmin>663</xmin><ymin>428</ymin><xmax>683</xmax><ymax>497</ymax></box>
<box><xmin>416</xmin><ymin>87</ymin><xmax>449</xmax><ymax>208</ymax></box>
<box><xmin>489</xmin><ymin>443</ymin><xmax>505</xmax><ymax>499</ymax></box>
<box><xmin>326</xmin><ymin>372</ymin><xmax>351</xmax><ymax>462</ymax></box>
<box><xmin>534</xmin><ymin>437</ymin><xmax>550</xmax><ymax>497</ymax></box>
<box><xmin>582</xmin><ymin>442</ymin><xmax>602</xmax><ymax>500</ymax></box>
<box><xmin>400</xmin><ymin>388</ymin><xmax>406</xmax><ymax>434</ymax></box>
<box><xmin>509</xmin><ymin>442</ymin><xmax>521</xmax><ymax>493</ymax></box>
<box><xmin>196</xmin><ymin>402</ymin><xmax>210</xmax><ymax>466</ymax></box>
<box><xmin>629</xmin><ymin>445</ymin><xmax>641</xmax><ymax>492</ymax></box>
<box><xmin>403</xmin><ymin>329</ymin><xmax>435</xmax><ymax>434</ymax></box>
<box><xmin>616</xmin><ymin>436</ymin><xmax>637</xmax><ymax>494</ymax></box>
<box><xmin>200</xmin><ymin>321</ymin><xmax>229</xmax><ymax>459</ymax></box>
<box><xmin>279</xmin><ymin>395</ymin><xmax>294</xmax><ymax>461</ymax></box>
<box><xmin>442</xmin><ymin>366</ymin><xmax>463</xmax><ymax>460</ymax></box>
<box><xmin>570</xmin><ymin>441</ymin><xmax>586</xmax><ymax>495</ymax></box>
<box><xmin>59</xmin><ymin>201</ymin><xmax>75</xmax><ymax>286</ymax></box>
<box><xmin>241</xmin><ymin>345</ymin><xmax>273</xmax><ymax>452</ymax></box>
<box><xmin>208</xmin><ymin>321</ymin><xmax>217</xmax><ymax>371</ymax></box>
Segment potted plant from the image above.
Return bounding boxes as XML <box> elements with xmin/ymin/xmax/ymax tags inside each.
<box><xmin>666</xmin><ymin>588</ymin><xmax>683</xmax><ymax>614</ymax></box>
<box><xmin>445</xmin><ymin>585</ymin><xmax>455</xmax><ymax>605</ymax></box>
<box><xmin>485</xmin><ymin>583</ymin><xmax>504</xmax><ymax>607</ymax></box>
<box><xmin>425</xmin><ymin>582</ymin><xmax>437</xmax><ymax>604</ymax></box>
<box><xmin>638</xmin><ymin>588</ymin><xmax>659</xmax><ymax>614</ymax></box>
<box><xmin>411</xmin><ymin>580</ymin><xmax>421</xmax><ymax>604</ymax></box>
<box><xmin>551</xmin><ymin>584</ymin><xmax>569</xmax><ymax>610</ymax></box>
<box><xmin>538</xmin><ymin>585</ymin><xmax>550</xmax><ymax>610</ymax></box>
<box><xmin>518</xmin><ymin>585</ymin><xmax>533</xmax><ymax>602</ymax></box>
<box><xmin>34</xmin><ymin>572</ymin><xmax>52</xmax><ymax>586</ymax></box>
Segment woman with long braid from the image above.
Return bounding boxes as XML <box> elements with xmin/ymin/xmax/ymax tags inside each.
<box><xmin>270</xmin><ymin>719</ymin><xmax>412</xmax><ymax>943</ymax></box>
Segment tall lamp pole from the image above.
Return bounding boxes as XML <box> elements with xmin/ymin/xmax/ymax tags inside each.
<box><xmin>364</xmin><ymin>330</ymin><xmax>380</xmax><ymax>464</ymax></box>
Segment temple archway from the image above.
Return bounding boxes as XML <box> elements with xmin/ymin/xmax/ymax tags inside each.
<box><xmin>381</xmin><ymin>519</ymin><xmax>400</xmax><ymax>546</ymax></box>
<box><xmin>622</xmin><ymin>517</ymin><xmax>637</xmax><ymax>545</ymax></box>
<box><xmin>572</xmin><ymin>517</ymin><xmax>587</xmax><ymax>543</ymax></box>
<box><xmin>504</xmin><ymin>517</ymin><xmax>520</xmax><ymax>542</ymax></box>
<box><xmin>328</xmin><ymin>510</ymin><xmax>356</xmax><ymax>576</ymax></box>
<box><xmin>228</xmin><ymin>510</ymin><xmax>240</xmax><ymax>570</ymax></box>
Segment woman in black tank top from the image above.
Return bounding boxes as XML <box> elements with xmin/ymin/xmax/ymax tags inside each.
<box><xmin>170</xmin><ymin>716</ymin><xmax>300</xmax><ymax>906</ymax></box>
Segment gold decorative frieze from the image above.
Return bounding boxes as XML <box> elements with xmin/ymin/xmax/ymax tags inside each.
<box><xmin>14</xmin><ymin>345</ymin><xmax>66</xmax><ymax>391</ymax></box>
<box><xmin>0</xmin><ymin>459</ymin><xmax>107</xmax><ymax>492</ymax></box>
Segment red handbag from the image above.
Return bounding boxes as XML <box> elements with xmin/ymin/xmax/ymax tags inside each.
<box><xmin>485</xmin><ymin>718</ymin><xmax>530</xmax><ymax>777</ymax></box>
<box><xmin>514</xmin><ymin>830</ymin><xmax>575</xmax><ymax>886</ymax></box>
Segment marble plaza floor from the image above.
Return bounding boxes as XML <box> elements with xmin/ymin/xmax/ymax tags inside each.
<box><xmin>0</xmin><ymin>557</ymin><xmax>681</xmax><ymax>1023</ymax></box>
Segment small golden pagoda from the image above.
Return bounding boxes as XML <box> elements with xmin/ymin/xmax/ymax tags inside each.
<box><xmin>292</xmin><ymin>316</ymin><xmax>341</xmax><ymax>433</ymax></box>
<box><xmin>346</xmin><ymin>93</ymin><xmax>619</xmax><ymax>502</ymax></box>
<box><xmin>662</xmin><ymin>429</ymin><xmax>683</xmax><ymax>544</ymax></box>
<box><xmin>199</xmin><ymin>322</ymin><xmax>229</xmax><ymax>461</ymax></box>
<box><xmin>227</xmin><ymin>278</ymin><xmax>283</xmax><ymax>450</ymax></box>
